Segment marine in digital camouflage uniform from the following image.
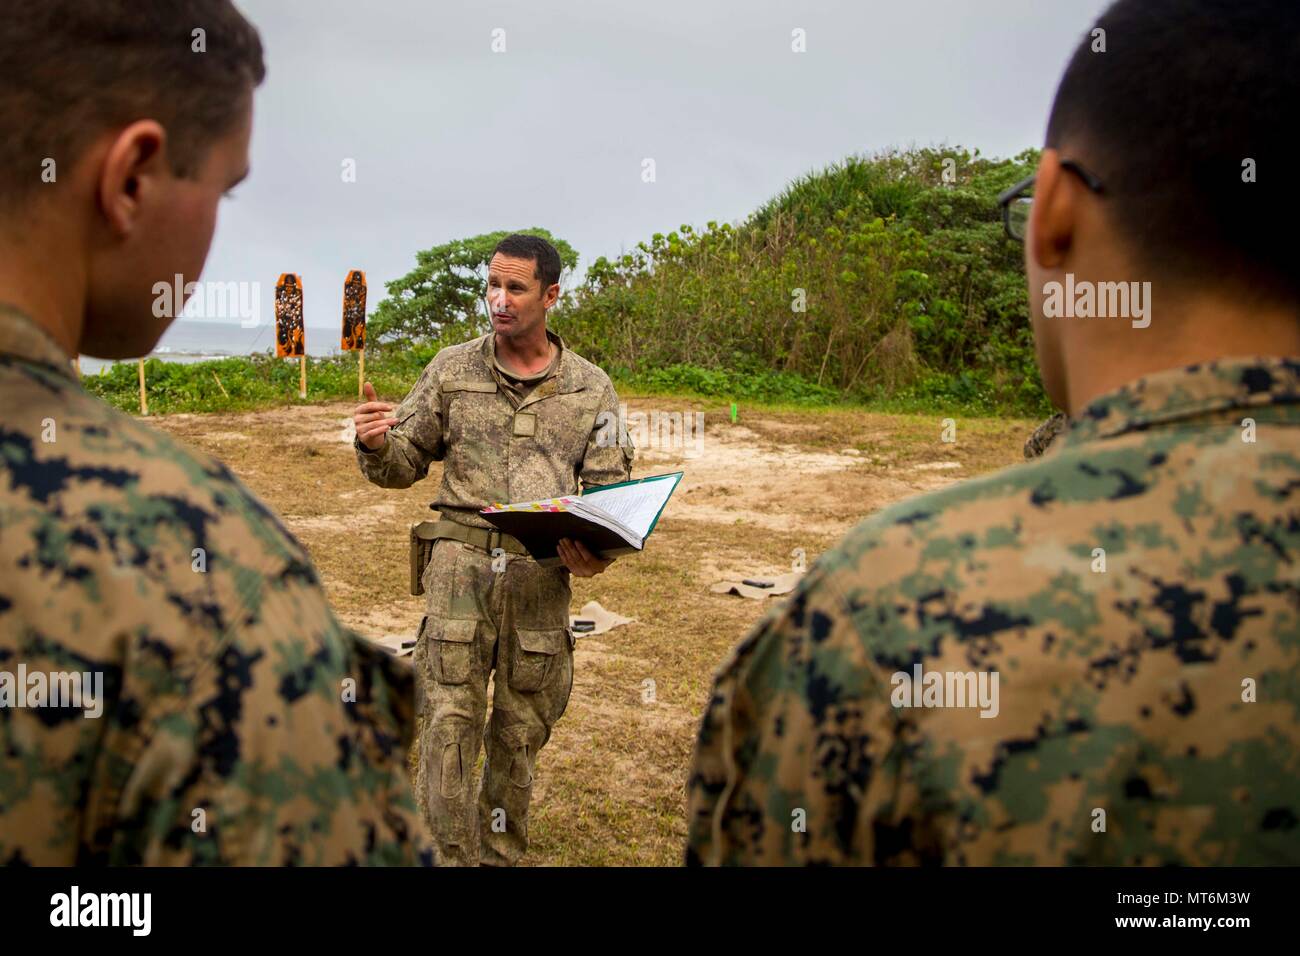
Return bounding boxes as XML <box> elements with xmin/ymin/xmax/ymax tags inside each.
<box><xmin>355</xmin><ymin>238</ymin><xmax>632</xmax><ymax>866</ymax></box>
<box><xmin>0</xmin><ymin>1</ymin><xmax>430</xmax><ymax>866</ymax></box>
<box><xmin>688</xmin><ymin>357</ymin><xmax>1300</xmax><ymax>865</ymax></box>
<box><xmin>687</xmin><ymin>0</ymin><xmax>1300</xmax><ymax>866</ymax></box>
<box><xmin>0</xmin><ymin>306</ymin><xmax>432</xmax><ymax>865</ymax></box>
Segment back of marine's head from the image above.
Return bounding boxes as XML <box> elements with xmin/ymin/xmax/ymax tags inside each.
<box><xmin>0</xmin><ymin>0</ymin><xmax>265</xmax><ymax>359</ymax></box>
<box><xmin>1024</xmin><ymin>0</ymin><xmax>1298</xmax><ymax>413</ymax></box>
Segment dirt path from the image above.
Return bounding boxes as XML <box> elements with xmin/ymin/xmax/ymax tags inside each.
<box><xmin>150</xmin><ymin>394</ymin><xmax>1034</xmax><ymax>865</ymax></box>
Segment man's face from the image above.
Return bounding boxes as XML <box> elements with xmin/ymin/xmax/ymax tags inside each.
<box><xmin>81</xmin><ymin>93</ymin><xmax>254</xmax><ymax>358</ymax></box>
<box><xmin>486</xmin><ymin>253</ymin><xmax>556</xmax><ymax>341</ymax></box>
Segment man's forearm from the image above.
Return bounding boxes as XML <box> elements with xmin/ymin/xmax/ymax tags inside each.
<box><xmin>355</xmin><ymin>435</ymin><xmax>423</xmax><ymax>489</ymax></box>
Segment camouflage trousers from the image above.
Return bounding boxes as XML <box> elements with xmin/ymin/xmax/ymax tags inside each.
<box><xmin>413</xmin><ymin>538</ymin><xmax>574</xmax><ymax>866</ymax></box>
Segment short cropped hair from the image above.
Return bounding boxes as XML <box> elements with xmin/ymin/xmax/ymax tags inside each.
<box><xmin>492</xmin><ymin>234</ymin><xmax>563</xmax><ymax>290</ymax></box>
<box><xmin>1045</xmin><ymin>0</ymin><xmax>1298</xmax><ymax>304</ymax></box>
<box><xmin>0</xmin><ymin>0</ymin><xmax>265</xmax><ymax>208</ymax></box>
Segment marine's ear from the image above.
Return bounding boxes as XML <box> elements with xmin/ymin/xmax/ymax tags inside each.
<box><xmin>1027</xmin><ymin>148</ymin><xmax>1076</xmax><ymax>272</ymax></box>
<box><xmin>95</xmin><ymin>120</ymin><xmax>168</xmax><ymax>238</ymax></box>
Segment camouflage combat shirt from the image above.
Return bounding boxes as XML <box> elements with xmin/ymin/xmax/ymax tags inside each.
<box><xmin>355</xmin><ymin>329</ymin><xmax>633</xmax><ymax>520</ymax></box>
<box><xmin>687</xmin><ymin>357</ymin><xmax>1300</xmax><ymax>865</ymax></box>
<box><xmin>0</xmin><ymin>305</ymin><xmax>431</xmax><ymax>865</ymax></box>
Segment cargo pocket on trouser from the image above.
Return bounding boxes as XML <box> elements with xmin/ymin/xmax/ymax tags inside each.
<box><xmin>501</xmin><ymin>724</ymin><xmax>535</xmax><ymax>789</ymax></box>
<box><xmin>439</xmin><ymin>731</ymin><xmax>465</xmax><ymax>799</ymax></box>
<box><xmin>508</xmin><ymin>627</ymin><xmax>564</xmax><ymax>694</ymax></box>
<box><xmin>432</xmin><ymin>618</ymin><xmax>477</xmax><ymax>685</ymax></box>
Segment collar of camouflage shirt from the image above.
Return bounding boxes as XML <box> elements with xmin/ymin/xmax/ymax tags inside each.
<box><xmin>481</xmin><ymin>327</ymin><xmax>584</xmax><ymax>399</ymax></box>
<box><xmin>1061</xmin><ymin>356</ymin><xmax>1300</xmax><ymax>447</ymax></box>
<box><xmin>0</xmin><ymin>303</ymin><xmax>77</xmax><ymax>381</ymax></box>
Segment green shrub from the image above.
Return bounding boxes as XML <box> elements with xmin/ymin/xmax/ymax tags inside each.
<box><xmin>82</xmin><ymin>347</ymin><xmax>439</xmax><ymax>416</ymax></box>
<box><xmin>550</xmin><ymin>145</ymin><xmax>1050</xmax><ymax>416</ymax></box>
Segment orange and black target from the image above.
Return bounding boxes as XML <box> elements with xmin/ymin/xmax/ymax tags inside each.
<box><xmin>341</xmin><ymin>270</ymin><xmax>366</xmax><ymax>351</ymax></box>
<box><xmin>275</xmin><ymin>273</ymin><xmax>305</xmax><ymax>357</ymax></box>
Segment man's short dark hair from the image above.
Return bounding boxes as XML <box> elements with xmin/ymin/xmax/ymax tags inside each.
<box><xmin>491</xmin><ymin>234</ymin><xmax>563</xmax><ymax>291</ymax></box>
<box><xmin>0</xmin><ymin>0</ymin><xmax>265</xmax><ymax>209</ymax></box>
<box><xmin>1045</xmin><ymin>0</ymin><xmax>1298</xmax><ymax>305</ymax></box>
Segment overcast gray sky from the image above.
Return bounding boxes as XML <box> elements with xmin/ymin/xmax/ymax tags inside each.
<box><xmin>204</xmin><ymin>0</ymin><xmax>1112</xmax><ymax>337</ymax></box>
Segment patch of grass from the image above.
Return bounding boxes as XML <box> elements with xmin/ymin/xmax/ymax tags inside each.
<box><xmin>81</xmin><ymin>348</ymin><xmax>1055</xmax><ymax>423</ymax></box>
<box><xmin>81</xmin><ymin>348</ymin><xmax>435</xmax><ymax>417</ymax></box>
<box><xmin>621</xmin><ymin>362</ymin><xmax>844</xmax><ymax>406</ymax></box>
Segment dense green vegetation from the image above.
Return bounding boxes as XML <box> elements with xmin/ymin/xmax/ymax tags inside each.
<box><xmin>85</xmin><ymin>147</ymin><xmax>1049</xmax><ymax>416</ymax></box>
<box><xmin>80</xmin><ymin>347</ymin><xmax>845</xmax><ymax>415</ymax></box>
<box><xmin>552</xmin><ymin>146</ymin><xmax>1048</xmax><ymax>415</ymax></box>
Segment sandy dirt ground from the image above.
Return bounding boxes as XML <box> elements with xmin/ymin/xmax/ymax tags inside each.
<box><xmin>149</xmin><ymin>394</ymin><xmax>1035</xmax><ymax>865</ymax></box>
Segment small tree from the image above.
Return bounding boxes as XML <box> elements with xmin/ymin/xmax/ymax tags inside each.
<box><xmin>370</xmin><ymin>229</ymin><xmax>578</xmax><ymax>348</ymax></box>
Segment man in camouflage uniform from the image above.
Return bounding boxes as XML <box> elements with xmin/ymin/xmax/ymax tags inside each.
<box><xmin>0</xmin><ymin>2</ymin><xmax>430</xmax><ymax>865</ymax></box>
<box><xmin>354</xmin><ymin>234</ymin><xmax>633</xmax><ymax>865</ymax></box>
<box><xmin>687</xmin><ymin>0</ymin><xmax>1300</xmax><ymax>865</ymax></box>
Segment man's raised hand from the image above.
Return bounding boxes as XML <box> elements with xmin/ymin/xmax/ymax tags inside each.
<box><xmin>354</xmin><ymin>381</ymin><xmax>397</xmax><ymax>450</ymax></box>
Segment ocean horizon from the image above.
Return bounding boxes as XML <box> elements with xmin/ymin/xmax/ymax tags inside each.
<box><xmin>78</xmin><ymin>320</ymin><xmax>350</xmax><ymax>375</ymax></box>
